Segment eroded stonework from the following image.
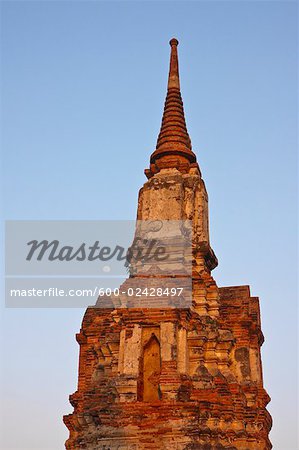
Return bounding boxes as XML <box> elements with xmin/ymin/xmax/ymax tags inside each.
<box><xmin>64</xmin><ymin>38</ymin><xmax>271</xmax><ymax>449</ymax></box>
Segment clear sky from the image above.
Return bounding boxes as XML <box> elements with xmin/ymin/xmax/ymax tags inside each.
<box><xmin>1</xmin><ymin>1</ymin><xmax>297</xmax><ymax>449</ymax></box>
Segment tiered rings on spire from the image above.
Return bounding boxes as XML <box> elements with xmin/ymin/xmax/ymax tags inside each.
<box><xmin>146</xmin><ymin>38</ymin><xmax>198</xmax><ymax>178</ymax></box>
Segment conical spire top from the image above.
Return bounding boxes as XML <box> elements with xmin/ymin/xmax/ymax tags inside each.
<box><xmin>146</xmin><ymin>38</ymin><xmax>198</xmax><ymax>178</ymax></box>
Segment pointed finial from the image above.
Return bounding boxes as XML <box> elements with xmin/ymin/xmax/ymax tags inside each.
<box><xmin>168</xmin><ymin>38</ymin><xmax>180</xmax><ymax>90</ymax></box>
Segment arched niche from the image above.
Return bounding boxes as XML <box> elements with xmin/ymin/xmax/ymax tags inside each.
<box><xmin>140</xmin><ymin>333</ymin><xmax>161</xmax><ymax>402</ymax></box>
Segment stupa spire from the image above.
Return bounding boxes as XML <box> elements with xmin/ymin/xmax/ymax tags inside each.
<box><xmin>146</xmin><ymin>38</ymin><xmax>197</xmax><ymax>178</ymax></box>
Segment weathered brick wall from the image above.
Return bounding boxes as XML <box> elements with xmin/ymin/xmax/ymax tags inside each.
<box><xmin>64</xmin><ymin>286</ymin><xmax>271</xmax><ymax>449</ymax></box>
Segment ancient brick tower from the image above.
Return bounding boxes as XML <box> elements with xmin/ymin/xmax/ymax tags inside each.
<box><xmin>64</xmin><ymin>39</ymin><xmax>272</xmax><ymax>449</ymax></box>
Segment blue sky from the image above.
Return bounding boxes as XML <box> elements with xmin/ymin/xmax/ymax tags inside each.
<box><xmin>1</xmin><ymin>1</ymin><xmax>297</xmax><ymax>449</ymax></box>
